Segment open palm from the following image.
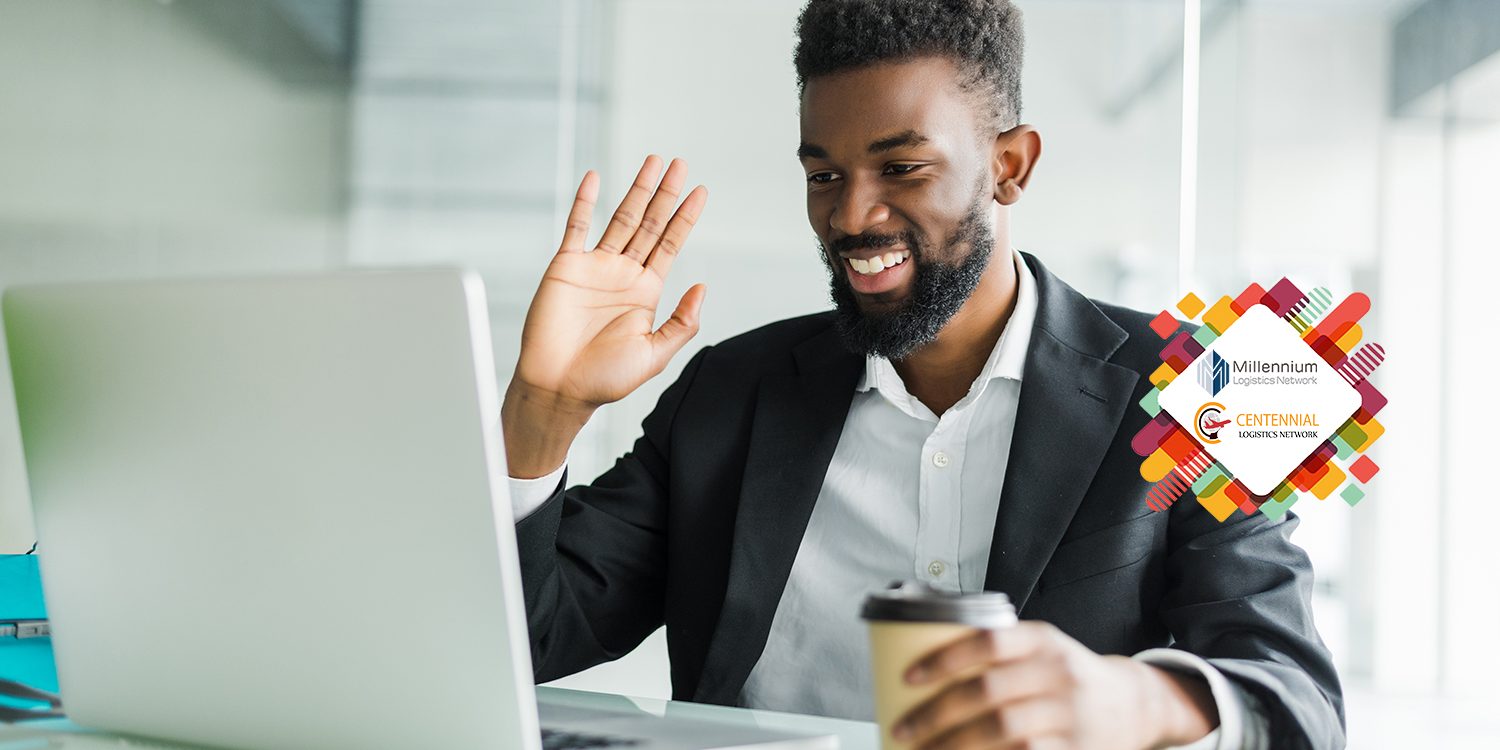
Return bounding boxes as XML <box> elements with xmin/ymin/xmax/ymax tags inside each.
<box><xmin>515</xmin><ymin>156</ymin><xmax>709</xmax><ymax>410</ymax></box>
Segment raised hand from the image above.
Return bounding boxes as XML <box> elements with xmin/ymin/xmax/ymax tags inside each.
<box><xmin>503</xmin><ymin>156</ymin><xmax>708</xmax><ymax>478</ymax></box>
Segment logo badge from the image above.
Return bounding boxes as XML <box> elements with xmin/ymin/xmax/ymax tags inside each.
<box><xmin>1135</xmin><ymin>281</ymin><xmax>1386</xmax><ymax>522</ymax></box>
<box><xmin>1158</xmin><ymin>306</ymin><xmax>1362</xmax><ymax>495</ymax></box>
<box><xmin>1194</xmin><ymin>402</ymin><xmax>1229</xmax><ymax>444</ymax></box>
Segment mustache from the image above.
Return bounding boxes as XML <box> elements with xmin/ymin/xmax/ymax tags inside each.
<box><xmin>826</xmin><ymin>230</ymin><xmax>918</xmax><ymax>257</ymax></box>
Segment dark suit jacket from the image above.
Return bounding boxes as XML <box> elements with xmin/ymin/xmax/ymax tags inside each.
<box><xmin>515</xmin><ymin>252</ymin><xmax>1346</xmax><ymax>748</ymax></box>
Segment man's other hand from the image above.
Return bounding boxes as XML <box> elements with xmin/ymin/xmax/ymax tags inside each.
<box><xmin>893</xmin><ymin>621</ymin><xmax>1219</xmax><ymax>750</ymax></box>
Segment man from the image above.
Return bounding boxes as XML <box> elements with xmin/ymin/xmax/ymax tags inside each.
<box><xmin>501</xmin><ymin>1</ymin><xmax>1344</xmax><ymax>748</ymax></box>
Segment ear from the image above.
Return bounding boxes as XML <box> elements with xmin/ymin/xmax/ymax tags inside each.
<box><xmin>991</xmin><ymin>125</ymin><xmax>1042</xmax><ymax>206</ymax></box>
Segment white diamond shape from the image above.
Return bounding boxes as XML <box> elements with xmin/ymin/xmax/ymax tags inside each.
<box><xmin>1158</xmin><ymin>305</ymin><xmax>1361</xmax><ymax>496</ymax></box>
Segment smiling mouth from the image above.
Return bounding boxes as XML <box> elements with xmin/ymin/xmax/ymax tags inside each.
<box><xmin>841</xmin><ymin>249</ymin><xmax>911</xmax><ymax>276</ymax></box>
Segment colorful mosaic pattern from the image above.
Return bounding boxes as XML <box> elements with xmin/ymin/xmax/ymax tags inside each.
<box><xmin>1132</xmin><ymin>279</ymin><xmax>1385</xmax><ymax>522</ymax></box>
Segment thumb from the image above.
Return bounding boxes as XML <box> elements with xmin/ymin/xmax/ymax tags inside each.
<box><xmin>649</xmin><ymin>283</ymin><xmax>707</xmax><ymax>371</ymax></box>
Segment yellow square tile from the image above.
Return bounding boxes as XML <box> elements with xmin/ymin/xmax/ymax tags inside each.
<box><xmin>1196</xmin><ymin>486</ymin><xmax>1238</xmax><ymax>522</ymax></box>
<box><xmin>1150</xmin><ymin>362</ymin><xmax>1178</xmax><ymax>388</ymax></box>
<box><xmin>1141</xmin><ymin>447</ymin><xmax>1177</xmax><ymax>483</ymax></box>
<box><xmin>1176</xmin><ymin>292</ymin><xmax>1206</xmax><ymax>319</ymax></box>
<box><xmin>1335</xmin><ymin>323</ymin><xmax>1363</xmax><ymax>354</ymax></box>
<box><xmin>1358</xmin><ymin>416</ymin><xmax>1384</xmax><ymax>450</ymax></box>
<box><xmin>1311</xmin><ymin>462</ymin><xmax>1347</xmax><ymax>500</ymax></box>
<box><xmin>1202</xmin><ymin>296</ymin><xmax>1241</xmax><ymax>335</ymax></box>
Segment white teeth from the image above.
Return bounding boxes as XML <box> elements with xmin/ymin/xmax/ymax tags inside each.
<box><xmin>847</xmin><ymin>249</ymin><xmax>911</xmax><ymax>276</ymax></box>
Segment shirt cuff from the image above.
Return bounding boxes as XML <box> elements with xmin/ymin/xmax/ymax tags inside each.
<box><xmin>1132</xmin><ymin>648</ymin><xmax>1269</xmax><ymax>750</ymax></box>
<box><xmin>507</xmin><ymin>463</ymin><xmax>567</xmax><ymax>522</ymax></box>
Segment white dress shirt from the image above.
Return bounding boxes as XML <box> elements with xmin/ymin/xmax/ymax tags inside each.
<box><xmin>737</xmin><ymin>248</ymin><xmax>1038</xmax><ymax>718</ymax></box>
<box><xmin>510</xmin><ymin>249</ymin><xmax>1264</xmax><ymax>749</ymax></box>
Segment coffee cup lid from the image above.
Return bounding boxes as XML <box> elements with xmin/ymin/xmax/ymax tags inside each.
<box><xmin>860</xmin><ymin>581</ymin><xmax>1017</xmax><ymax>626</ymax></box>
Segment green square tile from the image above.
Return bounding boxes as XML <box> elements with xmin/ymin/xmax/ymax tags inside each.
<box><xmin>1259</xmin><ymin>492</ymin><xmax>1299</xmax><ymax>521</ymax></box>
<box><xmin>1138</xmin><ymin>387</ymin><xmax>1161</xmax><ymax>417</ymax></box>
<box><xmin>1340</xmin><ymin>484</ymin><xmax>1365</xmax><ymax>507</ymax></box>
<box><xmin>1191</xmin><ymin>325</ymin><xmax>1219</xmax><ymax>348</ymax></box>
<box><xmin>1191</xmin><ymin>464</ymin><xmax>1228</xmax><ymax>496</ymax></box>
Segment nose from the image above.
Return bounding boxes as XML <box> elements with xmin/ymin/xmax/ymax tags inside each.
<box><xmin>829</xmin><ymin>177</ymin><xmax>890</xmax><ymax>237</ymax></box>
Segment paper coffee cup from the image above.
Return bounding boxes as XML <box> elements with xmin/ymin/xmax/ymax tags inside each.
<box><xmin>861</xmin><ymin>582</ymin><xmax>1017</xmax><ymax>750</ymax></box>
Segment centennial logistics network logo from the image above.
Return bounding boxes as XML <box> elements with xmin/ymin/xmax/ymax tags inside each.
<box><xmin>1132</xmin><ymin>280</ymin><xmax>1386</xmax><ymax>521</ymax></box>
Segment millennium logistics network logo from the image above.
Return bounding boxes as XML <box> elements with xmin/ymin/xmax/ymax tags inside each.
<box><xmin>1197</xmin><ymin>350</ymin><xmax>1229</xmax><ymax>397</ymax></box>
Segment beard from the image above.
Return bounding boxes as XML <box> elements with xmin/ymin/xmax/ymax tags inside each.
<box><xmin>817</xmin><ymin>192</ymin><xmax>995</xmax><ymax>360</ymax></box>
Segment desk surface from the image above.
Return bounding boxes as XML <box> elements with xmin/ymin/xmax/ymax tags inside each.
<box><xmin>0</xmin><ymin>686</ymin><xmax>880</xmax><ymax>749</ymax></box>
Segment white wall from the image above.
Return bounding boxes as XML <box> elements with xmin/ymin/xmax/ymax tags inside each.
<box><xmin>1012</xmin><ymin>0</ymin><xmax>1185</xmax><ymax>304</ymax></box>
<box><xmin>345</xmin><ymin>0</ymin><xmax>612</xmax><ymax>385</ymax></box>
<box><xmin>1438</xmin><ymin>121</ymin><xmax>1499</xmax><ymax>697</ymax></box>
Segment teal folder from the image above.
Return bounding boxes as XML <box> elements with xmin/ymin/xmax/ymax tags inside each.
<box><xmin>0</xmin><ymin>555</ymin><xmax>57</xmax><ymax>695</ymax></box>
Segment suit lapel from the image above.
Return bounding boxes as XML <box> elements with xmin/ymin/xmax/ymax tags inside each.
<box><xmin>693</xmin><ymin>327</ymin><xmax>863</xmax><ymax>705</ymax></box>
<box><xmin>982</xmin><ymin>254</ymin><xmax>1140</xmax><ymax>613</ymax></box>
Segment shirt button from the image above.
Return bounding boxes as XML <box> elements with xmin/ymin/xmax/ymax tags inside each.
<box><xmin>932</xmin><ymin>451</ymin><xmax>950</xmax><ymax>468</ymax></box>
<box><xmin>928</xmin><ymin>560</ymin><xmax>946</xmax><ymax>577</ymax></box>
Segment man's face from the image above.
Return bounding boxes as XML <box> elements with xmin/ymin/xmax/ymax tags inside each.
<box><xmin>799</xmin><ymin>56</ymin><xmax>997</xmax><ymax>359</ymax></box>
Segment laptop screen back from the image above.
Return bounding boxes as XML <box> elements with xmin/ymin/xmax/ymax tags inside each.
<box><xmin>3</xmin><ymin>270</ymin><xmax>539</xmax><ymax>750</ymax></box>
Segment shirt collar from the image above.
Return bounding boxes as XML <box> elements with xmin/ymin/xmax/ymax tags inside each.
<box><xmin>857</xmin><ymin>247</ymin><xmax>1038</xmax><ymax>394</ymax></box>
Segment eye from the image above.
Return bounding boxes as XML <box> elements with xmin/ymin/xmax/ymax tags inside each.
<box><xmin>883</xmin><ymin>163</ymin><xmax>923</xmax><ymax>176</ymax></box>
<box><xmin>807</xmin><ymin>171</ymin><xmax>840</xmax><ymax>185</ymax></box>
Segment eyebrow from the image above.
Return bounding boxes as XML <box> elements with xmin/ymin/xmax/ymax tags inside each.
<box><xmin>797</xmin><ymin>142</ymin><xmax>827</xmax><ymax>160</ymax></box>
<box><xmin>868</xmin><ymin>130</ymin><xmax>929</xmax><ymax>153</ymax></box>
<box><xmin>797</xmin><ymin>130</ymin><xmax>931</xmax><ymax>161</ymax></box>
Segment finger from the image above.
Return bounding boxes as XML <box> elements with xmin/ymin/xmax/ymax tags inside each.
<box><xmin>915</xmin><ymin>698</ymin><xmax>1069</xmax><ymax>750</ymax></box>
<box><xmin>895</xmin><ymin>659</ymin><xmax>1066</xmax><ymax>746</ymax></box>
<box><xmin>620</xmin><ymin>157</ymin><xmax>689</xmax><ymax>263</ymax></box>
<box><xmin>644</xmin><ymin>185</ymin><xmax>708</xmax><ymax>281</ymax></box>
<box><xmin>558</xmin><ymin>171</ymin><xmax>600</xmax><ymax>253</ymax></box>
<box><xmin>596</xmin><ymin>155</ymin><xmax>664</xmax><ymax>255</ymax></box>
<box><xmin>648</xmin><ymin>284</ymin><xmax>707</xmax><ymax>372</ymax></box>
<box><xmin>907</xmin><ymin>623</ymin><xmax>1053</xmax><ymax>686</ymax></box>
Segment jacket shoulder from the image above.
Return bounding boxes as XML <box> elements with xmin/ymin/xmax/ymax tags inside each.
<box><xmin>657</xmin><ymin>311</ymin><xmax>840</xmax><ymax>437</ymax></box>
<box><xmin>706</xmin><ymin>310</ymin><xmax>837</xmax><ymax>364</ymax></box>
<box><xmin>1092</xmin><ymin>299</ymin><xmax>1191</xmax><ymax>374</ymax></box>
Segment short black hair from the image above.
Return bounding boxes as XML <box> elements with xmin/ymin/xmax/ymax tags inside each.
<box><xmin>794</xmin><ymin>0</ymin><xmax>1025</xmax><ymax>132</ymax></box>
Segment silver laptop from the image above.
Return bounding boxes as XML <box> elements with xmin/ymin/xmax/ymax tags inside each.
<box><xmin>3</xmin><ymin>270</ymin><xmax>833</xmax><ymax>750</ymax></box>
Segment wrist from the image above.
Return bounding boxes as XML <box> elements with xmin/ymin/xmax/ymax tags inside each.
<box><xmin>1131</xmin><ymin>660</ymin><xmax>1218</xmax><ymax>749</ymax></box>
<box><xmin>503</xmin><ymin>378</ymin><xmax>598</xmax><ymax>420</ymax></box>
<box><xmin>501</xmin><ymin>379</ymin><xmax>595</xmax><ymax>479</ymax></box>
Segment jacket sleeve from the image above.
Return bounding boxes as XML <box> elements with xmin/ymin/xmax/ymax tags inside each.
<box><xmin>1158</xmin><ymin>501</ymin><xmax>1347</xmax><ymax>749</ymax></box>
<box><xmin>512</xmin><ymin>346</ymin><xmax>712</xmax><ymax>682</ymax></box>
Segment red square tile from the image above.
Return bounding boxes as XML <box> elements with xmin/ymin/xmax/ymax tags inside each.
<box><xmin>1233</xmin><ymin>283</ymin><xmax>1267</xmax><ymax>314</ymax></box>
<box><xmin>1150</xmin><ymin>310</ymin><xmax>1180</xmax><ymax>339</ymax></box>
<box><xmin>1349</xmin><ymin>455</ymin><xmax>1380</xmax><ymax>483</ymax></box>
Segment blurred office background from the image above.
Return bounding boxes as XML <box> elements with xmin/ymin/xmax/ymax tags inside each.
<box><xmin>0</xmin><ymin>0</ymin><xmax>1493</xmax><ymax>746</ymax></box>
